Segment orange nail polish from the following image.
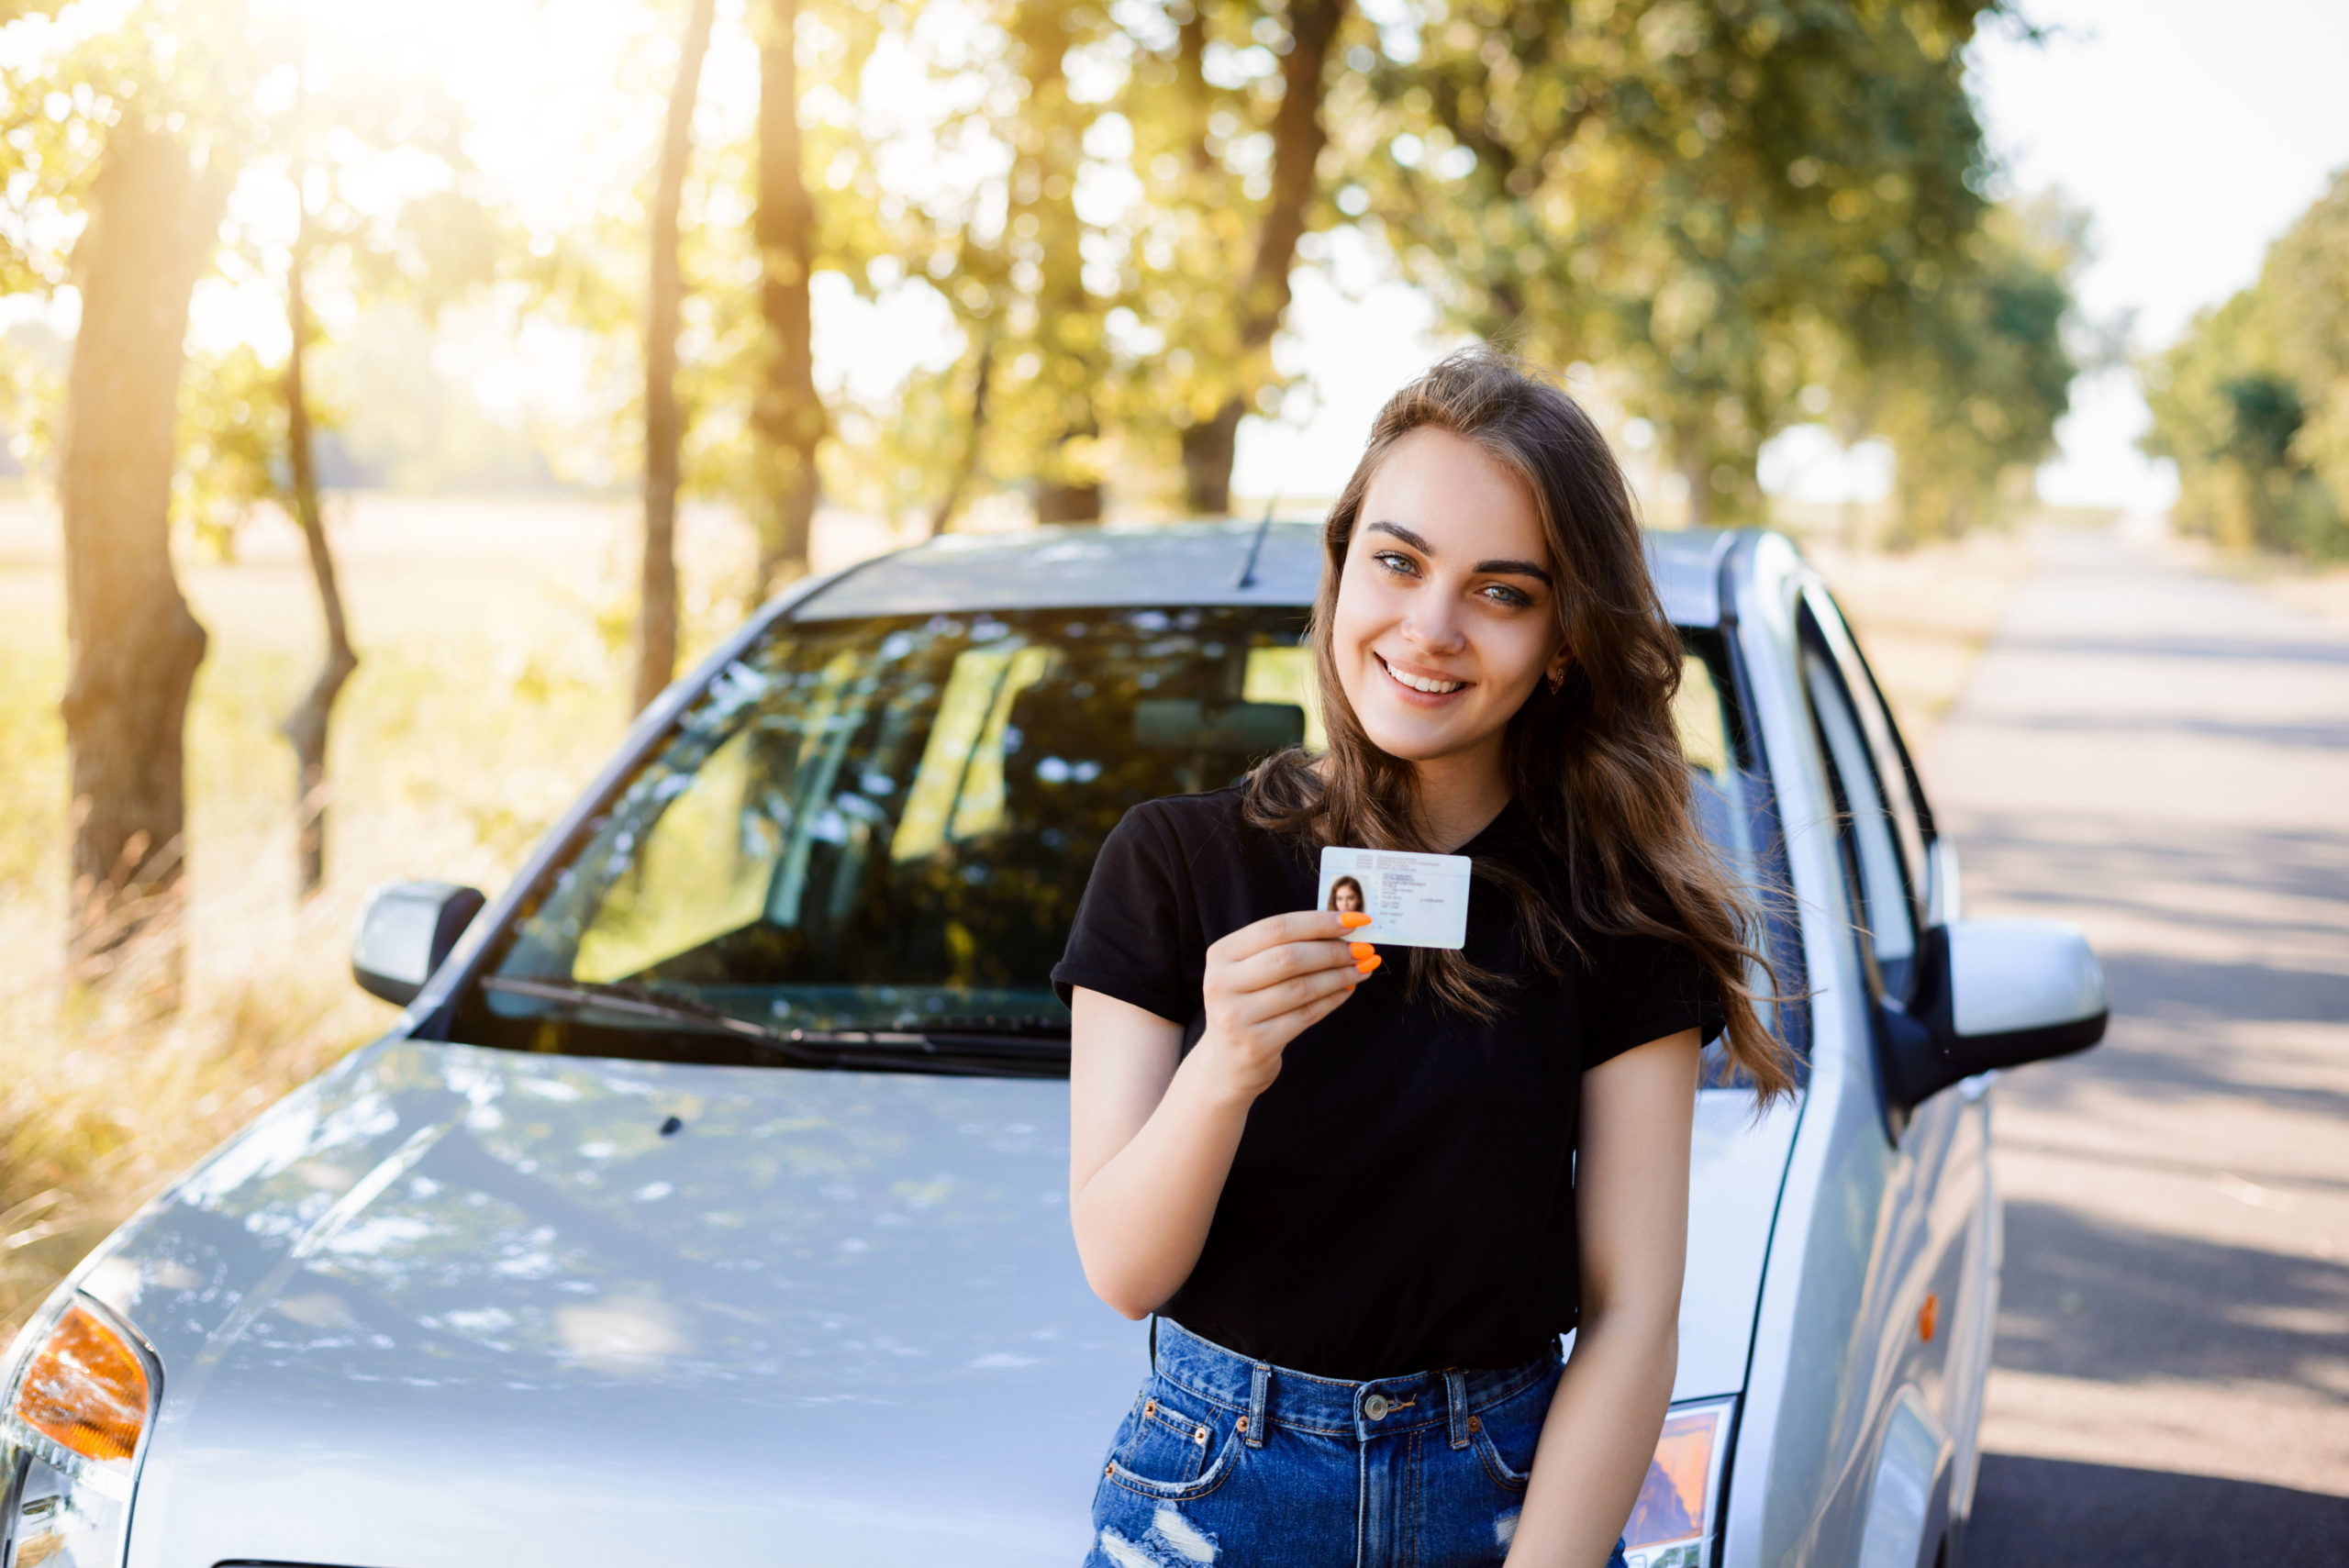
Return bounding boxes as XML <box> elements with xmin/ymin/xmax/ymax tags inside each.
<box><xmin>1349</xmin><ymin>941</ymin><xmax>1375</xmax><ymax>959</ymax></box>
<box><xmin>1355</xmin><ymin>956</ymin><xmax>1381</xmax><ymax>974</ymax></box>
<box><xmin>1339</xmin><ymin>912</ymin><xmax>1373</xmax><ymax>929</ymax></box>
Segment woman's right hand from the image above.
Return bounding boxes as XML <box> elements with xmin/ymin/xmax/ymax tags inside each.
<box><xmin>1196</xmin><ymin>909</ymin><xmax>1380</xmax><ymax>1099</ymax></box>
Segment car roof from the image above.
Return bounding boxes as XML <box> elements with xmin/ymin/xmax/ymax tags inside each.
<box><xmin>791</xmin><ymin>519</ymin><xmax>1734</xmax><ymax>628</ymax></box>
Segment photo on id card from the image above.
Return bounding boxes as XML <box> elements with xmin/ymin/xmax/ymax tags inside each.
<box><xmin>1317</xmin><ymin>845</ymin><xmax>1472</xmax><ymax>950</ymax></box>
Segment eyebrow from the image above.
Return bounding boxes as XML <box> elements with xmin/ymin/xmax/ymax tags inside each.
<box><xmin>1365</xmin><ymin>520</ymin><xmax>1553</xmax><ymax>586</ymax></box>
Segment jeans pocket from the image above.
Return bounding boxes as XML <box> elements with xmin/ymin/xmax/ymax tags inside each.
<box><xmin>1468</xmin><ymin>1368</ymin><xmax>1558</xmax><ymax>1493</ymax></box>
<box><xmin>1104</xmin><ymin>1382</ymin><xmax>1243</xmax><ymax>1502</ymax></box>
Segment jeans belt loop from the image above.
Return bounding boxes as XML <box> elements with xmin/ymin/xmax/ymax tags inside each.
<box><xmin>1246</xmin><ymin>1362</ymin><xmax>1271</xmax><ymax>1449</ymax></box>
<box><xmin>1445</xmin><ymin>1369</ymin><xmax>1472</xmax><ymax>1450</ymax></box>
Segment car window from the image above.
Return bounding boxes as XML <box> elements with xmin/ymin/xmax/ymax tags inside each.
<box><xmin>1803</xmin><ymin>590</ymin><xmax>1930</xmax><ymax>896</ymax></box>
<box><xmin>1802</xmin><ymin>637</ymin><xmax>1919</xmax><ymax>995</ymax></box>
<box><xmin>462</xmin><ymin>608</ymin><xmax>1767</xmax><ymax>1069</ymax></box>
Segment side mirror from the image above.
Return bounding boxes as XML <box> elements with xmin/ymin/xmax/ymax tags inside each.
<box><xmin>352</xmin><ymin>881</ymin><xmax>486</xmax><ymax>1006</ymax></box>
<box><xmin>1880</xmin><ymin>917</ymin><xmax>2108</xmax><ymax>1109</ymax></box>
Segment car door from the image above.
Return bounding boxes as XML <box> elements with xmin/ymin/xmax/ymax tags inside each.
<box><xmin>1796</xmin><ymin>588</ymin><xmax>1979</xmax><ymax>1568</ymax></box>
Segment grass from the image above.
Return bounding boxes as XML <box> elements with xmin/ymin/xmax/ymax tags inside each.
<box><xmin>0</xmin><ymin>492</ymin><xmax>2038</xmax><ymax>1336</ymax></box>
<box><xmin>0</xmin><ymin>492</ymin><xmax>824</xmax><ymax>1332</ymax></box>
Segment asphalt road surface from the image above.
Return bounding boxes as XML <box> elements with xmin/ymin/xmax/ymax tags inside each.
<box><xmin>1923</xmin><ymin>529</ymin><xmax>2349</xmax><ymax>1565</ymax></box>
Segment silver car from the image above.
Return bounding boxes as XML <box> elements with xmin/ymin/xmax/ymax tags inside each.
<box><xmin>0</xmin><ymin>523</ymin><xmax>2106</xmax><ymax>1568</ymax></box>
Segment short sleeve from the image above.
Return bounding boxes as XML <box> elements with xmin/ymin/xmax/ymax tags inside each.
<box><xmin>1051</xmin><ymin>804</ymin><xmax>1196</xmax><ymax>1023</ymax></box>
<box><xmin>1582</xmin><ymin>931</ymin><xmax>1728</xmax><ymax>1069</ymax></box>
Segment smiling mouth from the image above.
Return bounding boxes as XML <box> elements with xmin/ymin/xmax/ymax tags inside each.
<box><xmin>1376</xmin><ymin>653</ymin><xmax>1467</xmax><ymax>696</ymax></box>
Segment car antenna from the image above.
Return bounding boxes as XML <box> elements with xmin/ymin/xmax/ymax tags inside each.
<box><xmin>1233</xmin><ymin>494</ymin><xmax>1280</xmax><ymax>591</ymax></box>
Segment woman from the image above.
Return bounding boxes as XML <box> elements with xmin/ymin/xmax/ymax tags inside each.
<box><xmin>1325</xmin><ymin>874</ymin><xmax>1364</xmax><ymax>916</ymax></box>
<box><xmin>1052</xmin><ymin>350</ymin><xmax>1791</xmax><ymax>1568</ymax></box>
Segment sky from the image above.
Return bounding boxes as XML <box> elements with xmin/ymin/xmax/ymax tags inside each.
<box><xmin>1961</xmin><ymin>0</ymin><xmax>2349</xmax><ymax>512</ymax></box>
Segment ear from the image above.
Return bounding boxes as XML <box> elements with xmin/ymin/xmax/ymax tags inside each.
<box><xmin>1545</xmin><ymin>651</ymin><xmax>1571</xmax><ymax>690</ymax></box>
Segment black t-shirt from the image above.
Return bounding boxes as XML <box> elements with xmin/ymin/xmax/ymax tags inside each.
<box><xmin>1051</xmin><ymin>784</ymin><xmax>1725</xmax><ymax>1381</ymax></box>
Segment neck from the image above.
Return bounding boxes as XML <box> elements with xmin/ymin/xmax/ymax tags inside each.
<box><xmin>1409</xmin><ymin>733</ymin><xmax>1512</xmax><ymax>852</ymax></box>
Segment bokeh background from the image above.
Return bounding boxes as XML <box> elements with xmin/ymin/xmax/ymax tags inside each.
<box><xmin>2</xmin><ymin>0</ymin><xmax>2346</xmax><ymax>1549</ymax></box>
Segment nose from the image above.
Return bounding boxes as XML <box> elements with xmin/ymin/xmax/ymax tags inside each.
<box><xmin>1402</xmin><ymin>602</ymin><xmax>1467</xmax><ymax>656</ymax></box>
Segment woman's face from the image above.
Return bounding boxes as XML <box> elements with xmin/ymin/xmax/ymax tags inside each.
<box><xmin>1331</xmin><ymin>881</ymin><xmax>1362</xmax><ymax>913</ymax></box>
<box><xmin>1330</xmin><ymin>426</ymin><xmax>1565</xmax><ymax>768</ymax></box>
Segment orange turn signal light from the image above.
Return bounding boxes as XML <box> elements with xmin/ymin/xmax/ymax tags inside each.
<box><xmin>1919</xmin><ymin>1292</ymin><xmax>1939</xmax><ymax>1343</ymax></box>
<box><xmin>13</xmin><ymin>1304</ymin><xmax>150</xmax><ymax>1463</ymax></box>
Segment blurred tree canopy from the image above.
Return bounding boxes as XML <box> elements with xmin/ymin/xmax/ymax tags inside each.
<box><xmin>2143</xmin><ymin>168</ymin><xmax>2349</xmax><ymax>560</ymax></box>
<box><xmin>2</xmin><ymin>0</ymin><xmax>2082</xmax><ymax>546</ymax></box>
<box><xmin>1353</xmin><ymin>0</ymin><xmax>2071</xmax><ymax>530</ymax></box>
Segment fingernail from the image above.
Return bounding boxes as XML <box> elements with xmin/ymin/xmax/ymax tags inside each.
<box><xmin>1339</xmin><ymin>912</ymin><xmax>1373</xmax><ymax>929</ymax></box>
<box><xmin>1349</xmin><ymin>942</ymin><xmax>1375</xmax><ymax>959</ymax></box>
<box><xmin>1355</xmin><ymin>956</ymin><xmax>1381</xmax><ymax>974</ymax></box>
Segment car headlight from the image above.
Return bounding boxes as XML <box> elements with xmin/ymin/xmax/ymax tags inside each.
<box><xmin>0</xmin><ymin>1296</ymin><xmax>156</xmax><ymax>1568</ymax></box>
<box><xmin>1623</xmin><ymin>1397</ymin><xmax>1734</xmax><ymax>1568</ymax></box>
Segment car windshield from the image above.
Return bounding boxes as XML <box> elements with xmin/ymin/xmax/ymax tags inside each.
<box><xmin>460</xmin><ymin>606</ymin><xmax>1761</xmax><ymax>1073</ymax></box>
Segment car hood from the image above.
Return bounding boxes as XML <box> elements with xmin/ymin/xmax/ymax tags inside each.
<box><xmin>77</xmin><ymin>1040</ymin><xmax>1794</xmax><ymax>1568</ymax></box>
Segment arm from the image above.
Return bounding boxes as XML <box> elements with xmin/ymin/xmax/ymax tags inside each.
<box><xmin>1069</xmin><ymin>910</ymin><xmax>1373</xmax><ymax>1318</ymax></box>
<box><xmin>1506</xmin><ymin>1028</ymin><xmax>1702</xmax><ymax>1568</ymax></box>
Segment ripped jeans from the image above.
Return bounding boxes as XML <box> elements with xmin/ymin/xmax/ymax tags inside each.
<box><xmin>1084</xmin><ymin>1318</ymin><xmax>1630</xmax><ymax>1568</ymax></box>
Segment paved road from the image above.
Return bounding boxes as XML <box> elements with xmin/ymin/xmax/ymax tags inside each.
<box><xmin>1922</xmin><ymin>530</ymin><xmax>2349</xmax><ymax>1565</ymax></box>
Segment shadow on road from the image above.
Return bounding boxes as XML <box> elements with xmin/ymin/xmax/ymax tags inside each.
<box><xmin>1951</xmin><ymin>813</ymin><xmax>2349</xmax><ymax>935</ymax></box>
<box><xmin>1969</xmin><ymin>1454</ymin><xmax>2349</xmax><ymax>1567</ymax></box>
<box><xmin>1988</xmin><ymin>632</ymin><xmax>2349</xmax><ymax>667</ymax></box>
<box><xmin>1997</xmin><ymin>1201</ymin><xmax>2349</xmax><ymax>1394</ymax></box>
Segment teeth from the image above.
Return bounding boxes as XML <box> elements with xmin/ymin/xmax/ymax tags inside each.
<box><xmin>1383</xmin><ymin>659</ymin><xmax>1463</xmax><ymax>695</ymax></box>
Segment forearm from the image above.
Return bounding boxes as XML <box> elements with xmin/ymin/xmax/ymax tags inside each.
<box><xmin>1505</xmin><ymin>1307</ymin><xmax>1678</xmax><ymax>1568</ymax></box>
<box><xmin>1071</xmin><ymin>1045</ymin><xmax>1255</xmax><ymax>1318</ymax></box>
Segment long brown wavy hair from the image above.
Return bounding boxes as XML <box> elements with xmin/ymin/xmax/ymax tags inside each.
<box><xmin>1242</xmin><ymin>349</ymin><xmax>1795</xmax><ymax>1105</ymax></box>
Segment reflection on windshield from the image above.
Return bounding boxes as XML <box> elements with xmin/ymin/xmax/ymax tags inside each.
<box><xmin>469</xmin><ymin>607</ymin><xmax>1314</xmax><ymax>1059</ymax></box>
<box><xmin>463</xmin><ymin>606</ymin><xmax>1763</xmax><ymax>1073</ymax></box>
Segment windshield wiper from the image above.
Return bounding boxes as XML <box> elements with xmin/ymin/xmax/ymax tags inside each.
<box><xmin>478</xmin><ymin>977</ymin><xmax>1067</xmax><ymax>1074</ymax></box>
<box><xmin>905</xmin><ymin>1014</ymin><xmax>1071</xmax><ymax>1040</ymax></box>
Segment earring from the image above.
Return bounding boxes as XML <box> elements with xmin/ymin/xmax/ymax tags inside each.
<box><xmin>1546</xmin><ymin>668</ymin><xmax>1565</xmax><ymax>695</ymax></box>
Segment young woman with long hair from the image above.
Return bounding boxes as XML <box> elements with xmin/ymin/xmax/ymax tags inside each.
<box><xmin>1053</xmin><ymin>350</ymin><xmax>1792</xmax><ymax>1568</ymax></box>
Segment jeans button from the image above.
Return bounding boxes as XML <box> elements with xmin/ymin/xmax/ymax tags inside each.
<box><xmin>1363</xmin><ymin>1394</ymin><xmax>1391</xmax><ymax>1420</ymax></box>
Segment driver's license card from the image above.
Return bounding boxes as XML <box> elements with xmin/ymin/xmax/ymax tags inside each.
<box><xmin>1316</xmin><ymin>846</ymin><xmax>1472</xmax><ymax>950</ymax></box>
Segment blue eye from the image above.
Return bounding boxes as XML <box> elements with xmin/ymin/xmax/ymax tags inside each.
<box><xmin>1482</xmin><ymin>584</ymin><xmax>1531</xmax><ymax>608</ymax></box>
<box><xmin>1373</xmin><ymin>550</ymin><xmax>1419</xmax><ymax>576</ymax></box>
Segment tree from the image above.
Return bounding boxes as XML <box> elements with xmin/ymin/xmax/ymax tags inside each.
<box><xmin>1007</xmin><ymin>0</ymin><xmax>1112</xmax><ymax>522</ymax></box>
<box><xmin>1350</xmin><ymin>0</ymin><xmax>2014</xmax><ymax>523</ymax></box>
<box><xmin>1172</xmin><ymin>0</ymin><xmax>1350</xmax><ymax>515</ymax></box>
<box><xmin>1861</xmin><ymin>199</ymin><xmax>2078</xmax><ymax>545</ymax></box>
<box><xmin>279</xmin><ymin>201</ymin><xmax>359</xmax><ymax>895</ymax></box>
<box><xmin>638</xmin><ymin>0</ymin><xmax>719</xmax><ymax>712</ymax></box>
<box><xmin>2143</xmin><ymin>170</ymin><xmax>2349</xmax><ymax>562</ymax></box>
<box><xmin>751</xmin><ymin>0</ymin><xmax>829</xmax><ymax>591</ymax></box>
<box><xmin>54</xmin><ymin>122</ymin><xmax>228</xmax><ymax>962</ymax></box>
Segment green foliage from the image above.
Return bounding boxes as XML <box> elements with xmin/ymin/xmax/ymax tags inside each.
<box><xmin>1345</xmin><ymin>0</ymin><xmax>2055</xmax><ymax>526</ymax></box>
<box><xmin>175</xmin><ymin>345</ymin><xmax>291</xmax><ymax>559</ymax></box>
<box><xmin>2</xmin><ymin>0</ymin><xmax>2083</xmax><ymax>544</ymax></box>
<box><xmin>1864</xmin><ymin>195</ymin><xmax>2080</xmax><ymax>546</ymax></box>
<box><xmin>2143</xmin><ymin>170</ymin><xmax>2349</xmax><ymax>560</ymax></box>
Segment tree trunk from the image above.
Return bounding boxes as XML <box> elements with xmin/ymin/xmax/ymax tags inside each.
<box><xmin>927</xmin><ymin>336</ymin><xmax>994</xmax><ymax>538</ymax></box>
<box><xmin>57</xmin><ymin>123</ymin><xmax>224</xmax><ymax>968</ymax></box>
<box><xmin>1180</xmin><ymin>402</ymin><xmax>1242</xmax><ymax>515</ymax></box>
<box><xmin>752</xmin><ymin>0</ymin><xmax>825</xmax><ymax>594</ymax></box>
<box><xmin>638</xmin><ymin>0</ymin><xmax>718</xmax><ymax>712</ymax></box>
<box><xmin>1179</xmin><ymin>0</ymin><xmax>1347</xmax><ymax>515</ymax></box>
<box><xmin>1014</xmin><ymin>0</ymin><xmax>1105</xmax><ymax>525</ymax></box>
<box><xmin>1176</xmin><ymin>5</ymin><xmax>1213</xmax><ymax>173</ymax></box>
<box><xmin>278</xmin><ymin>212</ymin><xmax>359</xmax><ymax>899</ymax></box>
<box><xmin>1681</xmin><ymin>450</ymin><xmax>1711</xmax><ymax>528</ymax></box>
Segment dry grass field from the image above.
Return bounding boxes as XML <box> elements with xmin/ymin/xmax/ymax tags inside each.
<box><xmin>0</xmin><ymin>495</ymin><xmax>2037</xmax><ymax>1333</ymax></box>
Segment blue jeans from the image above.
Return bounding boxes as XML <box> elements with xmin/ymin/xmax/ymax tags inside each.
<box><xmin>1084</xmin><ymin>1318</ymin><xmax>1631</xmax><ymax>1568</ymax></box>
